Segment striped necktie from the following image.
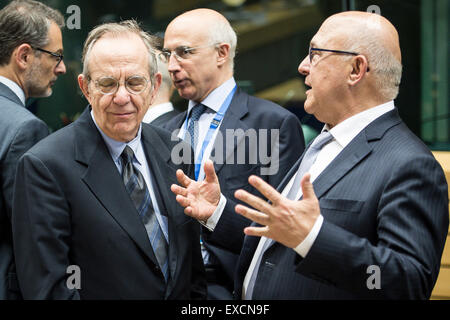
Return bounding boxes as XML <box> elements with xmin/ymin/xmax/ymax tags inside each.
<box><xmin>121</xmin><ymin>146</ymin><xmax>169</xmax><ymax>281</ymax></box>
<box><xmin>187</xmin><ymin>103</ymin><xmax>207</xmax><ymax>151</ymax></box>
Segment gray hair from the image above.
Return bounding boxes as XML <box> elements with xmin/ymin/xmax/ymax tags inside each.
<box><xmin>81</xmin><ymin>20</ymin><xmax>158</xmax><ymax>86</ymax></box>
<box><xmin>0</xmin><ymin>0</ymin><xmax>64</xmax><ymax>66</ymax></box>
<box><xmin>207</xmin><ymin>17</ymin><xmax>237</xmax><ymax>71</ymax></box>
<box><xmin>344</xmin><ymin>30</ymin><xmax>402</xmax><ymax>101</ymax></box>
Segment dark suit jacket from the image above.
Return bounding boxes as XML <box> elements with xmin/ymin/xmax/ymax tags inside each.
<box><xmin>164</xmin><ymin>88</ymin><xmax>305</xmax><ymax>292</ymax></box>
<box><xmin>12</xmin><ymin>107</ymin><xmax>206</xmax><ymax>299</ymax></box>
<box><xmin>150</xmin><ymin>109</ymin><xmax>181</xmax><ymax>127</ymax></box>
<box><xmin>0</xmin><ymin>82</ymin><xmax>49</xmax><ymax>300</ymax></box>
<box><xmin>235</xmin><ymin>109</ymin><xmax>449</xmax><ymax>299</ymax></box>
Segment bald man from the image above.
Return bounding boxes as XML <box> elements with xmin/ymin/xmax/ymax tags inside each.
<box><xmin>171</xmin><ymin>11</ymin><xmax>449</xmax><ymax>299</ymax></box>
<box><xmin>163</xmin><ymin>9</ymin><xmax>305</xmax><ymax>299</ymax></box>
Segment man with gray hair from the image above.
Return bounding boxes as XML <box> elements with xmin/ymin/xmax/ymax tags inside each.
<box><xmin>163</xmin><ymin>8</ymin><xmax>305</xmax><ymax>299</ymax></box>
<box><xmin>172</xmin><ymin>11</ymin><xmax>449</xmax><ymax>299</ymax></box>
<box><xmin>0</xmin><ymin>0</ymin><xmax>66</xmax><ymax>300</ymax></box>
<box><xmin>12</xmin><ymin>20</ymin><xmax>206</xmax><ymax>299</ymax></box>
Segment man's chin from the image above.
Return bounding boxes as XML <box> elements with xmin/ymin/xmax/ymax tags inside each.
<box><xmin>29</xmin><ymin>88</ymin><xmax>52</xmax><ymax>98</ymax></box>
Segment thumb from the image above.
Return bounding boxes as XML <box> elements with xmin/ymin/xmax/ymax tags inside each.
<box><xmin>300</xmin><ymin>173</ymin><xmax>316</xmax><ymax>200</ymax></box>
<box><xmin>204</xmin><ymin>160</ymin><xmax>218</xmax><ymax>183</ymax></box>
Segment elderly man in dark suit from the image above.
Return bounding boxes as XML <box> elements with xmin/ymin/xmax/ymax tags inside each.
<box><xmin>0</xmin><ymin>0</ymin><xmax>66</xmax><ymax>300</ymax></box>
<box><xmin>172</xmin><ymin>11</ymin><xmax>449</xmax><ymax>299</ymax></box>
<box><xmin>12</xmin><ymin>20</ymin><xmax>205</xmax><ymax>299</ymax></box>
<box><xmin>162</xmin><ymin>8</ymin><xmax>305</xmax><ymax>299</ymax></box>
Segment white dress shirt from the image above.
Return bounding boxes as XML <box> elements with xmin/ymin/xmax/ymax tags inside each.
<box><xmin>142</xmin><ymin>102</ymin><xmax>175</xmax><ymax>124</ymax></box>
<box><xmin>0</xmin><ymin>75</ymin><xmax>26</xmax><ymax>106</ymax></box>
<box><xmin>242</xmin><ymin>101</ymin><xmax>396</xmax><ymax>298</ymax></box>
<box><xmin>178</xmin><ymin>77</ymin><xmax>236</xmax><ymax>230</ymax></box>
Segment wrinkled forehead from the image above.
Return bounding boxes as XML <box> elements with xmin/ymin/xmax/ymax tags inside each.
<box><xmin>88</xmin><ymin>34</ymin><xmax>150</xmax><ymax>77</ymax></box>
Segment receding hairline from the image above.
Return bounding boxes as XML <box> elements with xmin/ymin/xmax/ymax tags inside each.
<box><xmin>83</xmin><ymin>31</ymin><xmax>152</xmax><ymax>77</ymax></box>
<box><xmin>169</xmin><ymin>8</ymin><xmax>229</xmax><ymax>27</ymax></box>
<box><xmin>320</xmin><ymin>11</ymin><xmax>401</xmax><ymax>62</ymax></box>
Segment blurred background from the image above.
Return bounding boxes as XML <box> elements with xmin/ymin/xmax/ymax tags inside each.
<box><xmin>0</xmin><ymin>0</ymin><xmax>449</xmax><ymax>299</ymax></box>
<box><xmin>0</xmin><ymin>0</ymin><xmax>448</xmax><ymax>149</ymax></box>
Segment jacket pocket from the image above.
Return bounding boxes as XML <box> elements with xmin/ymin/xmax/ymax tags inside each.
<box><xmin>319</xmin><ymin>198</ymin><xmax>364</xmax><ymax>214</ymax></box>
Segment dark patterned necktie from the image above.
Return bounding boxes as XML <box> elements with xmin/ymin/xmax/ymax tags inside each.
<box><xmin>121</xmin><ymin>146</ymin><xmax>169</xmax><ymax>281</ymax></box>
<box><xmin>187</xmin><ymin>103</ymin><xmax>206</xmax><ymax>151</ymax></box>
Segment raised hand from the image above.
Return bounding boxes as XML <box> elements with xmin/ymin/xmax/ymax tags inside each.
<box><xmin>234</xmin><ymin>173</ymin><xmax>321</xmax><ymax>248</ymax></box>
<box><xmin>170</xmin><ymin>160</ymin><xmax>221</xmax><ymax>221</ymax></box>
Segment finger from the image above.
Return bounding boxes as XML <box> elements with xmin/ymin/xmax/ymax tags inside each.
<box><xmin>175</xmin><ymin>194</ymin><xmax>190</xmax><ymax>208</ymax></box>
<box><xmin>176</xmin><ymin>169</ymin><xmax>192</xmax><ymax>188</ymax></box>
<box><xmin>243</xmin><ymin>225</ymin><xmax>269</xmax><ymax>237</ymax></box>
<box><xmin>235</xmin><ymin>204</ymin><xmax>270</xmax><ymax>225</ymax></box>
<box><xmin>234</xmin><ymin>189</ymin><xmax>272</xmax><ymax>214</ymax></box>
<box><xmin>300</xmin><ymin>173</ymin><xmax>316</xmax><ymax>200</ymax></box>
<box><xmin>248</xmin><ymin>175</ymin><xmax>283</xmax><ymax>204</ymax></box>
<box><xmin>170</xmin><ymin>184</ymin><xmax>188</xmax><ymax>197</ymax></box>
<box><xmin>203</xmin><ymin>160</ymin><xmax>218</xmax><ymax>183</ymax></box>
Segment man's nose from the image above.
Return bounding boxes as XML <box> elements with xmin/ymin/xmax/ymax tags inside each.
<box><xmin>113</xmin><ymin>84</ymin><xmax>131</xmax><ymax>105</ymax></box>
<box><xmin>55</xmin><ymin>60</ymin><xmax>67</xmax><ymax>75</ymax></box>
<box><xmin>167</xmin><ymin>54</ymin><xmax>181</xmax><ymax>72</ymax></box>
<box><xmin>298</xmin><ymin>56</ymin><xmax>310</xmax><ymax>76</ymax></box>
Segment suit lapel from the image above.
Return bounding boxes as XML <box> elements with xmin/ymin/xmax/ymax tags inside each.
<box><xmin>310</xmin><ymin>109</ymin><xmax>402</xmax><ymax>199</ymax></box>
<box><xmin>212</xmin><ymin>89</ymin><xmax>250</xmax><ymax>174</ymax></box>
<box><xmin>74</xmin><ymin>108</ymin><xmax>159</xmax><ymax>267</ymax></box>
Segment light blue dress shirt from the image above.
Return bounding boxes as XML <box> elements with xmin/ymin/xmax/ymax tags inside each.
<box><xmin>90</xmin><ymin>110</ymin><xmax>169</xmax><ymax>242</ymax></box>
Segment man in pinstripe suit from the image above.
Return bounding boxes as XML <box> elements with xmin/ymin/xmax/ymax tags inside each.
<box><xmin>171</xmin><ymin>11</ymin><xmax>449</xmax><ymax>299</ymax></box>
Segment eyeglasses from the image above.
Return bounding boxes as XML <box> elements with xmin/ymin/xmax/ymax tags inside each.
<box><xmin>92</xmin><ymin>76</ymin><xmax>149</xmax><ymax>95</ymax></box>
<box><xmin>309</xmin><ymin>47</ymin><xmax>359</xmax><ymax>64</ymax></box>
<box><xmin>33</xmin><ymin>47</ymin><xmax>64</xmax><ymax>67</ymax></box>
<box><xmin>159</xmin><ymin>44</ymin><xmax>218</xmax><ymax>63</ymax></box>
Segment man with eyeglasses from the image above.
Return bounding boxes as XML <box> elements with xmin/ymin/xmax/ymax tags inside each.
<box><xmin>162</xmin><ymin>8</ymin><xmax>305</xmax><ymax>299</ymax></box>
<box><xmin>0</xmin><ymin>0</ymin><xmax>66</xmax><ymax>300</ymax></box>
<box><xmin>11</xmin><ymin>20</ymin><xmax>206</xmax><ymax>299</ymax></box>
<box><xmin>172</xmin><ymin>11</ymin><xmax>449</xmax><ymax>299</ymax></box>
<box><xmin>142</xmin><ymin>36</ymin><xmax>180</xmax><ymax>126</ymax></box>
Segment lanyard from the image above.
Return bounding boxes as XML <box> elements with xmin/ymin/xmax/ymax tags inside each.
<box><xmin>184</xmin><ymin>85</ymin><xmax>237</xmax><ymax>180</ymax></box>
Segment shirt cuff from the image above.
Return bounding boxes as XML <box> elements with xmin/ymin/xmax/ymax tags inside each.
<box><xmin>199</xmin><ymin>193</ymin><xmax>227</xmax><ymax>231</ymax></box>
<box><xmin>293</xmin><ymin>215</ymin><xmax>324</xmax><ymax>258</ymax></box>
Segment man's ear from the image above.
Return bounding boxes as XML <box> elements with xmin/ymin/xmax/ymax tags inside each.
<box><xmin>14</xmin><ymin>43</ymin><xmax>34</xmax><ymax>70</ymax></box>
<box><xmin>78</xmin><ymin>74</ymin><xmax>91</xmax><ymax>102</ymax></box>
<box><xmin>149</xmin><ymin>72</ymin><xmax>162</xmax><ymax>105</ymax></box>
<box><xmin>216</xmin><ymin>43</ymin><xmax>230</xmax><ymax>67</ymax></box>
<box><xmin>348</xmin><ymin>55</ymin><xmax>369</xmax><ymax>86</ymax></box>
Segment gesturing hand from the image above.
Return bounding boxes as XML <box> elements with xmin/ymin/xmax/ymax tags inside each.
<box><xmin>170</xmin><ymin>160</ymin><xmax>221</xmax><ymax>221</ymax></box>
<box><xmin>234</xmin><ymin>173</ymin><xmax>321</xmax><ymax>248</ymax></box>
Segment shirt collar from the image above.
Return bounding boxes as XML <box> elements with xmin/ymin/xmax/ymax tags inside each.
<box><xmin>0</xmin><ymin>75</ymin><xmax>26</xmax><ymax>106</ymax></box>
<box><xmin>325</xmin><ymin>101</ymin><xmax>396</xmax><ymax>148</ymax></box>
<box><xmin>90</xmin><ymin>109</ymin><xmax>143</xmax><ymax>165</ymax></box>
<box><xmin>188</xmin><ymin>77</ymin><xmax>236</xmax><ymax>113</ymax></box>
<box><xmin>143</xmin><ymin>102</ymin><xmax>174</xmax><ymax>124</ymax></box>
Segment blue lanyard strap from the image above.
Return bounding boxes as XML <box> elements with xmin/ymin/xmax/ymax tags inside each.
<box><xmin>184</xmin><ymin>85</ymin><xmax>237</xmax><ymax>180</ymax></box>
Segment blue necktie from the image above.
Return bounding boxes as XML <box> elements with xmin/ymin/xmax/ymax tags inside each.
<box><xmin>187</xmin><ymin>104</ymin><xmax>206</xmax><ymax>151</ymax></box>
<box><xmin>121</xmin><ymin>146</ymin><xmax>169</xmax><ymax>281</ymax></box>
<box><xmin>244</xmin><ymin>130</ymin><xmax>333</xmax><ymax>299</ymax></box>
